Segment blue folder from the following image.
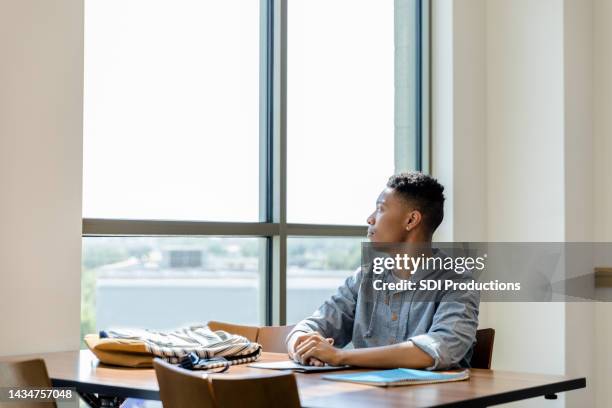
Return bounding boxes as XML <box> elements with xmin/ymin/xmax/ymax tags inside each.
<box><xmin>322</xmin><ymin>368</ymin><xmax>469</xmax><ymax>387</ymax></box>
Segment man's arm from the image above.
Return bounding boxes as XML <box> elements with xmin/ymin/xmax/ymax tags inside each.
<box><xmin>295</xmin><ymin>287</ymin><xmax>479</xmax><ymax>369</ymax></box>
<box><xmin>294</xmin><ymin>336</ymin><xmax>434</xmax><ymax>368</ymax></box>
<box><xmin>408</xmin><ymin>289</ymin><xmax>480</xmax><ymax>369</ymax></box>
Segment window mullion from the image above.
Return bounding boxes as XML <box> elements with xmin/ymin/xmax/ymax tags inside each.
<box><xmin>82</xmin><ymin>219</ymin><xmax>279</xmax><ymax>236</ymax></box>
<box><xmin>269</xmin><ymin>0</ymin><xmax>288</xmax><ymax>326</ymax></box>
<box><xmin>262</xmin><ymin>0</ymin><xmax>288</xmax><ymax>326</ymax></box>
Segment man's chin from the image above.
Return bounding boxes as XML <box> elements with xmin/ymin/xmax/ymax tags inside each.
<box><xmin>368</xmin><ymin>236</ymin><xmax>387</xmax><ymax>248</ymax></box>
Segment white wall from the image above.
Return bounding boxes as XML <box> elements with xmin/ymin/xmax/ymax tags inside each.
<box><xmin>0</xmin><ymin>0</ymin><xmax>83</xmax><ymax>355</ymax></box>
<box><xmin>431</xmin><ymin>0</ymin><xmax>491</xmax><ymax>327</ymax></box>
<box><xmin>563</xmin><ymin>0</ymin><xmax>595</xmax><ymax>406</ymax></box>
<box><xmin>450</xmin><ymin>0</ymin><xmax>488</xmax><ymax>243</ymax></box>
<box><xmin>593</xmin><ymin>0</ymin><xmax>612</xmax><ymax>406</ymax></box>
<box><xmin>593</xmin><ymin>0</ymin><xmax>612</xmax><ymax>244</ymax></box>
<box><xmin>486</xmin><ymin>3</ymin><xmax>567</xmax><ymax>407</ymax></box>
<box><xmin>434</xmin><ymin>0</ymin><xmax>602</xmax><ymax>406</ymax></box>
<box><xmin>432</xmin><ymin>0</ymin><xmax>487</xmax><ymax>243</ymax></box>
<box><xmin>486</xmin><ymin>0</ymin><xmax>565</xmax><ymax>242</ymax></box>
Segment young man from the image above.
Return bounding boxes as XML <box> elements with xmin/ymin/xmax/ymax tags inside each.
<box><xmin>286</xmin><ymin>172</ymin><xmax>479</xmax><ymax>370</ymax></box>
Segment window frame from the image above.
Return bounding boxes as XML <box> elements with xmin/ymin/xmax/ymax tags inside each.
<box><xmin>82</xmin><ymin>0</ymin><xmax>430</xmax><ymax>326</ymax></box>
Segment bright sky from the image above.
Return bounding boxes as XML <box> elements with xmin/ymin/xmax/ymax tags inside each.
<box><xmin>83</xmin><ymin>0</ymin><xmax>394</xmax><ymax>225</ymax></box>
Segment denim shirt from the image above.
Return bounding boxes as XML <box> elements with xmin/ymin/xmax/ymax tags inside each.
<box><xmin>289</xmin><ymin>261</ymin><xmax>480</xmax><ymax>370</ymax></box>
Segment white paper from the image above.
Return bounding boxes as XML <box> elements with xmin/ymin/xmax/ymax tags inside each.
<box><xmin>249</xmin><ymin>360</ymin><xmax>348</xmax><ymax>372</ymax></box>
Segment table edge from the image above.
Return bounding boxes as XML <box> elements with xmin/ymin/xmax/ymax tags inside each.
<box><xmin>52</xmin><ymin>374</ymin><xmax>586</xmax><ymax>407</ymax></box>
<box><xmin>51</xmin><ymin>378</ymin><xmax>160</xmax><ymax>401</ymax></box>
<box><xmin>429</xmin><ymin>377</ymin><xmax>586</xmax><ymax>408</ymax></box>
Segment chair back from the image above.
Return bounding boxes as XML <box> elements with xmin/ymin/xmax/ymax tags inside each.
<box><xmin>207</xmin><ymin>321</ymin><xmax>296</xmax><ymax>353</ymax></box>
<box><xmin>471</xmin><ymin>328</ymin><xmax>495</xmax><ymax>369</ymax></box>
<box><xmin>210</xmin><ymin>372</ymin><xmax>301</xmax><ymax>408</ymax></box>
<box><xmin>207</xmin><ymin>321</ymin><xmax>259</xmax><ymax>343</ymax></box>
<box><xmin>257</xmin><ymin>325</ymin><xmax>296</xmax><ymax>353</ymax></box>
<box><xmin>0</xmin><ymin>359</ymin><xmax>56</xmax><ymax>408</ymax></box>
<box><xmin>153</xmin><ymin>358</ymin><xmax>215</xmax><ymax>408</ymax></box>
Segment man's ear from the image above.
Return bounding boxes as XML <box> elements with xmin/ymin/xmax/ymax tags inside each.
<box><xmin>404</xmin><ymin>210</ymin><xmax>423</xmax><ymax>232</ymax></box>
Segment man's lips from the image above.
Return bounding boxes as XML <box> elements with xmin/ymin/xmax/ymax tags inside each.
<box><xmin>367</xmin><ymin>230</ymin><xmax>375</xmax><ymax>237</ymax></box>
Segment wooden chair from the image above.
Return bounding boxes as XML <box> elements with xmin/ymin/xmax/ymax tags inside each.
<box><xmin>257</xmin><ymin>325</ymin><xmax>296</xmax><ymax>353</ymax></box>
<box><xmin>207</xmin><ymin>321</ymin><xmax>259</xmax><ymax>343</ymax></box>
<box><xmin>210</xmin><ymin>372</ymin><xmax>301</xmax><ymax>408</ymax></box>
<box><xmin>471</xmin><ymin>328</ymin><xmax>495</xmax><ymax>369</ymax></box>
<box><xmin>207</xmin><ymin>321</ymin><xmax>295</xmax><ymax>353</ymax></box>
<box><xmin>153</xmin><ymin>358</ymin><xmax>215</xmax><ymax>408</ymax></box>
<box><xmin>0</xmin><ymin>359</ymin><xmax>56</xmax><ymax>408</ymax></box>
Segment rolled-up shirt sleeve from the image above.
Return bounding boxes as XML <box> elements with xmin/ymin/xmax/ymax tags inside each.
<box><xmin>287</xmin><ymin>268</ymin><xmax>362</xmax><ymax>348</ymax></box>
<box><xmin>409</xmin><ymin>288</ymin><xmax>480</xmax><ymax>370</ymax></box>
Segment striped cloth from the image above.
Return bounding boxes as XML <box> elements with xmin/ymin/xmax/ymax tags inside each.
<box><xmin>101</xmin><ymin>324</ymin><xmax>261</xmax><ymax>369</ymax></box>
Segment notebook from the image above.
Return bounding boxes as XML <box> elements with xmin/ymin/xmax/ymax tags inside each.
<box><xmin>322</xmin><ymin>368</ymin><xmax>470</xmax><ymax>387</ymax></box>
<box><xmin>248</xmin><ymin>360</ymin><xmax>349</xmax><ymax>373</ymax></box>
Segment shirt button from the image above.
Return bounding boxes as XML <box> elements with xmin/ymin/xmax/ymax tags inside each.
<box><xmin>391</xmin><ymin>312</ymin><xmax>398</xmax><ymax>321</ymax></box>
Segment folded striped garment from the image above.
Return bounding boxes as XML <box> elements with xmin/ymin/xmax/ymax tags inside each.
<box><xmin>101</xmin><ymin>324</ymin><xmax>261</xmax><ymax>369</ymax></box>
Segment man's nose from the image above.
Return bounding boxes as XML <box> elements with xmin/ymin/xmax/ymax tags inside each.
<box><xmin>366</xmin><ymin>212</ymin><xmax>375</xmax><ymax>225</ymax></box>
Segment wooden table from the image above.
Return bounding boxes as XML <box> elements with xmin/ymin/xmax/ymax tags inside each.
<box><xmin>1</xmin><ymin>351</ymin><xmax>586</xmax><ymax>407</ymax></box>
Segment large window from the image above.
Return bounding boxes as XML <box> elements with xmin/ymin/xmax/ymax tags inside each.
<box><xmin>82</xmin><ymin>0</ymin><xmax>429</xmax><ymax>340</ymax></box>
<box><xmin>83</xmin><ymin>0</ymin><xmax>260</xmax><ymax>222</ymax></box>
<box><xmin>82</xmin><ymin>237</ymin><xmax>263</xmax><ymax>337</ymax></box>
<box><xmin>286</xmin><ymin>237</ymin><xmax>363</xmax><ymax>324</ymax></box>
<box><xmin>287</xmin><ymin>0</ymin><xmax>395</xmax><ymax>225</ymax></box>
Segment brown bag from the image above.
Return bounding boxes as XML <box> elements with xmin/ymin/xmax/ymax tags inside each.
<box><xmin>84</xmin><ymin>334</ymin><xmax>155</xmax><ymax>368</ymax></box>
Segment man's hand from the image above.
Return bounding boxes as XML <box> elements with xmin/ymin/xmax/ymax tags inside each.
<box><xmin>287</xmin><ymin>332</ymin><xmax>334</xmax><ymax>366</ymax></box>
<box><xmin>288</xmin><ymin>333</ymin><xmax>435</xmax><ymax>369</ymax></box>
<box><xmin>293</xmin><ymin>335</ymin><xmax>343</xmax><ymax>367</ymax></box>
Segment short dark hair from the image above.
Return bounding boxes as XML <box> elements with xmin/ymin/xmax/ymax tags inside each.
<box><xmin>387</xmin><ymin>172</ymin><xmax>445</xmax><ymax>233</ymax></box>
